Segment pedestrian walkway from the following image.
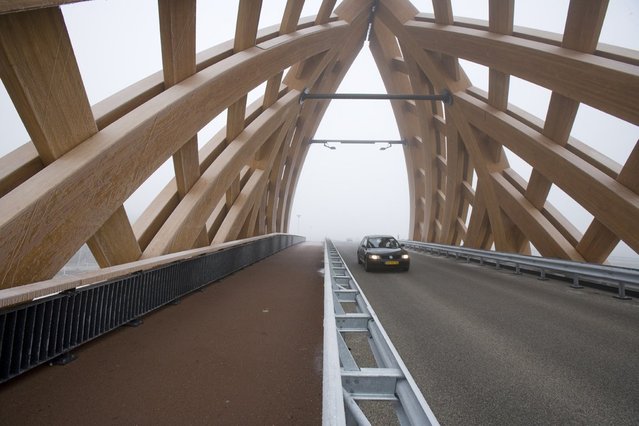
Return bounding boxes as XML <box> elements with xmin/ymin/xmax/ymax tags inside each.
<box><xmin>0</xmin><ymin>242</ymin><xmax>324</xmax><ymax>425</ymax></box>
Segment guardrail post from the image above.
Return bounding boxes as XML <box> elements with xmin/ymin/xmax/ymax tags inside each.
<box><xmin>570</xmin><ymin>276</ymin><xmax>583</xmax><ymax>289</ymax></box>
<box><xmin>538</xmin><ymin>269</ymin><xmax>548</xmax><ymax>281</ymax></box>
<box><xmin>401</xmin><ymin>240</ymin><xmax>638</xmax><ymax>298</ymax></box>
<box><xmin>614</xmin><ymin>282</ymin><xmax>632</xmax><ymax>300</ymax></box>
<box><xmin>323</xmin><ymin>240</ymin><xmax>439</xmax><ymax>425</ymax></box>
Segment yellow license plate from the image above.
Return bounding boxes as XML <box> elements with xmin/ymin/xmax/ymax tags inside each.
<box><xmin>385</xmin><ymin>260</ymin><xmax>399</xmax><ymax>265</ymax></box>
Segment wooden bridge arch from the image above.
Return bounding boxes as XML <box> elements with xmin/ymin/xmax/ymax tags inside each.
<box><xmin>0</xmin><ymin>0</ymin><xmax>637</xmax><ymax>288</ymax></box>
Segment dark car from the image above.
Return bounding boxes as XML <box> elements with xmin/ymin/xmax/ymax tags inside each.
<box><xmin>357</xmin><ymin>235</ymin><xmax>410</xmax><ymax>272</ymax></box>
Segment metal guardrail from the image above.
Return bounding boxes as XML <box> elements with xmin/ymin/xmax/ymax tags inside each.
<box><xmin>402</xmin><ymin>241</ymin><xmax>639</xmax><ymax>300</ymax></box>
<box><xmin>323</xmin><ymin>239</ymin><xmax>439</xmax><ymax>425</ymax></box>
<box><xmin>0</xmin><ymin>234</ymin><xmax>304</xmax><ymax>383</ymax></box>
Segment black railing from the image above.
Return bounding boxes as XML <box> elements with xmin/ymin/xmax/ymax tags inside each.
<box><xmin>0</xmin><ymin>234</ymin><xmax>304</xmax><ymax>383</ymax></box>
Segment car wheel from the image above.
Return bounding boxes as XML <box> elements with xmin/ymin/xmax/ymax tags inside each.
<box><xmin>364</xmin><ymin>259</ymin><xmax>370</xmax><ymax>272</ymax></box>
<box><xmin>357</xmin><ymin>255</ymin><xmax>362</xmax><ymax>264</ymax></box>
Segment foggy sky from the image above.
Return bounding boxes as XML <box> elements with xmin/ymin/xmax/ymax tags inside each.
<box><xmin>1</xmin><ymin>0</ymin><xmax>637</xmax><ymax>262</ymax></box>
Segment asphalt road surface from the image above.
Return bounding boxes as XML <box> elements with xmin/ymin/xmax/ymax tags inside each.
<box><xmin>334</xmin><ymin>241</ymin><xmax>639</xmax><ymax>426</ymax></box>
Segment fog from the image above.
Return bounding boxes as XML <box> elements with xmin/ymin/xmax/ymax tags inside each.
<box><xmin>1</xmin><ymin>0</ymin><xmax>637</xmax><ymax>264</ymax></box>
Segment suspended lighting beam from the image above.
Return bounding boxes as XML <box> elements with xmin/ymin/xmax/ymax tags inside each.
<box><xmin>309</xmin><ymin>139</ymin><xmax>406</xmax><ymax>145</ymax></box>
<box><xmin>300</xmin><ymin>89</ymin><xmax>453</xmax><ymax>105</ymax></box>
<box><xmin>309</xmin><ymin>139</ymin><xmax>406</xmax><ymax>151</ymax></box>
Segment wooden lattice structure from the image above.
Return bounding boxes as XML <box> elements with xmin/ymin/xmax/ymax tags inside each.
<box><xmin>0</xmin><ymin>0</ymin><xmax>637</xmax><ymax>289</ymax></box>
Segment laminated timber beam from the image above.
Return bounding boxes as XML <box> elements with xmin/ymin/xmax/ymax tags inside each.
<box><xmin>0</xmin><ymin>17</ymin><xmax>318</xmax><ymax>202</ymax></box>
<box><xmin>0</xmin><ymin>0</ymin><xmax>637</xmax><ymax>289</ymax></box>
<box><xmin>369</xmin><ymin>18</ymin><xmax>428</xmax><ymax>241</ymax></box>
<box><xmin>0</xmin><ymin>7</ymin><xmax>141</xmax><ymax>277</ymax></box>
<box><xmin>225</xmin><ymin>0</ymin><xmax>263</xmax><ymax>213</ymax></box>
<box><xmin>402</xmin><ymin>20</ymin><xmax>639</xmax><ymax>126</ymax></box>
<box><xmin>456</xmin><ymin>92</ymin><xmax>639</xmax><ymax>254</ymax></box>
<box><xmin>158</xmin><ymin>0</ymin><xmax>208</xmax><ymax>249</ymax></box>
<box><xmin>376</xmin><ymin>0</ymin><xmax>516</xmax><ymax>253</ymax></box>
<box><xmin>0</xmin><ymin>21</ymin><xmax>349</xmax><ymax>288</ymax></box>
<box><xmin>213</xmin><ymin>115</ymin><xmax>295</xmax><ymax>244</ymax></box>
<box><xmin>278</xmin><ymin>0</ymin><xmax>372</xmax><ymax>232</ymax></box>
<box><xmin>0</xmin><ymin>0</ymin><xmax>88</xmax><ymax>14</ymax></box>
<box><xmin>142</xmin><ymin>90</ymin><xmax>301</xmax><ymax>257</ymax></box>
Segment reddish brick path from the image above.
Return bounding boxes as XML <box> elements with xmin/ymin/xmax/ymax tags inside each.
<box><xmin>0</xmin><ymin>242</ymin><xmax>324</xmax><ymax>425</ymax></box>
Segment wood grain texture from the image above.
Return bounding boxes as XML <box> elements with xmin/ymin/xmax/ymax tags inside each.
<box><xmin>403</xmin><ymin>20</ymin><xmax>639</xmax><ymax>125</ymax></box>
<box><xmin>370</xmin><ymin>18</ymin><xmax>421</xmax><ymax>239</ymax></box>
<box><xmin>488</xmin><ymin>0</ymin><xmax>513</xmax><ymax>34</ymax></box>
<box><xmin>141</xmin><ymin>90</ymin><xmax>301</xmax><ymax>257</ymax></box>
<box><xmin>0</xmin><ymin>144</ymin><xmax>43</xmax><ymax>198</ymax></box>
<box><xmin>159</xmin><ymin>0</ymin><xmax>201</xmax><ymax>201</ymax></box>
<box><xmin>577</xmin><ymin>140</ymin><xmax>639</xmax><ymax>262</ymax></box>
<box><xmin>523</xmin><ymin>0</ymin><xmax>606</xmax><ymax>231</ymax></box>
<box><xmin>0</xmin><ymin>22</ymin><xmax>348</xmax><ymax>287</ymax></box>
<box><xmin>377</xmin><ymin>0</ymin><xmax>517</xmax><ymax>252</ymax></box>
<box><xmin>562</xmin><ymin>0</ymin><xmax>608</xmax><ymax>53</ymax></box>
<box><xmin>225</xmin><ymin>0</ymin><xmax>263</xmax><ymax>211</ymax></box>
<box><xmin>280</xmin><ymin>8</ymin><xmax>370</xmax><ymax>231</ymax></box>
<box><xmin>456</xmin><ymin>92</ymin><xmax>639</xmax><ymax>252</ymax></box>
<box><xmin>215</xmin><ymin>114</ymin><xmax>295</xmax><ymax>243</ymax></box>
<box><xmin>0</xmin><ymin>0</ymin><xmax>87</xmax><ymax>14</ymax></box>
<box><xmin>1</xmin><ymin>0</ymin><xmax>637</xmax><ymax>288</ymax></box>
<box><xmin>0</xmin><ymin>6</ymin><xmax>140</xmax><ymax>276</ymax></box>
<box><xmin>0</xmin><ymin>7</ymin><xmax>96</xmax><ymax>164</ymax></box>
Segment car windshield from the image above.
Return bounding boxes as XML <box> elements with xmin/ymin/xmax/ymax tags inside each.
<box><xmin>367</xmin><ymin>237</ymin><xmax>400</xmax><ymax>248</ymax></box>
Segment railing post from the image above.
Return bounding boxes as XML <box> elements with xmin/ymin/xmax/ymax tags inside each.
<box><xmin>401</xmin><ymin>240</ymin><xmax>638</xmax><ymax>299</ymax></box>
<box><xmin>570</xmin><ymin>275</ymin><xmax>583</xmax><ymax>289</ymax></box>
<box><xmin>614</xmin><ymin>282</ymin><xmax>632</xmax><ymax>300</ymax></box>
<box><xmin>323</xmin><ymin>240</ymin><xmax>439</xmax><ymax>425</ymax></box>
<box><xmin>538</xmin><ymin>269</ymin><xmax>548</xmax><ymax>281</ymax></box>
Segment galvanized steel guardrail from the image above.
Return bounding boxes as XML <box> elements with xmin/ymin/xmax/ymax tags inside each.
<box><xmin>402</xmin><ymin>241</ymin><xmax>639</xmax><ymax>300</ymax></box>
<box><xmin>323</xmin><ymin>239</ymin><xmax>439</xmax><ymax>425</ymax></box>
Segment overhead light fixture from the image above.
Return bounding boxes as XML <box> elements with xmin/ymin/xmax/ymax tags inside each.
<box><xmin>323</xmin><ymin>142</ymin><xmax>337</xmax><ymax>150</ymax></box>
<box><xmin>310</xmin><ymin>139</ymin><xmax>405</xmax><ymax>147</ymax></box>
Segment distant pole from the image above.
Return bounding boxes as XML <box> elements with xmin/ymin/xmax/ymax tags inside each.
<box><xmin>297</xmin><ymin>214</ymin><xmax>301</xmax><ymax>235</ymax></box>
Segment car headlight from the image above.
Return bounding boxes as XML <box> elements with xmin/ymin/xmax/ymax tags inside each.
<box><xmin>369</xmin><ymin>254</ymin><xmax>380</xmax><ymax>260</ymax></box>
<box><xmin>401</xmin><ymin>254</ymin><xmax>409</xmax><ymax>259</ymax></box>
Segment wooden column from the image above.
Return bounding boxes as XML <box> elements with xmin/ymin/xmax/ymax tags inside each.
<box><xmin>0</xmin><ymin>7</ymin><xmax>140</xmax><ymax>286</ymax></box>
<box><xmin>225</xmin><ymin>0</ymin><xmax>263</xmax><ymax>212</ymax></box>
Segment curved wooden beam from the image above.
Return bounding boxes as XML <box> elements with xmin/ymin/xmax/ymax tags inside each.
<box><xmin>456</xmin><ymin>92</ymin><xmax>639</xmax><ymax>253</ymax></box>
<box><xmin>0</xmin><ymin>22</ymin><xmax>348</xmax><ymax>287</ymax></box>
<box><xmin>403</xmin><ymin>20</ymin><xmax>639</xmax><ymax>125</ymax></box>
<box><xmin>376</xmin><ymin>0</ymin><xmax>516</xmax><ymax>253</ymax></box>
<box><xmin>369</xmin><ymin>19</ymin><xmax>422</xmax><ymax>240</ymax></box>
<box><xmin>1</xmin><ymin>0</ymin><xmax>637</xmax><ymax>289</ymax></box>
<box><xmin>279</xmin><ymin>2</ymin><xmax>371</xmax><ymax>231</ymax></box>
<box><xmin>142</xmin><ymin>90</ymin><xmax>300</xmax><ymax>256</ymax></box>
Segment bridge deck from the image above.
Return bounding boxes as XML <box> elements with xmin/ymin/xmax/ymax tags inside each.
<box><xmin>0</xmin><ymin>242</ymin><xmax>324</xmax><ymax>425</ymax></box>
